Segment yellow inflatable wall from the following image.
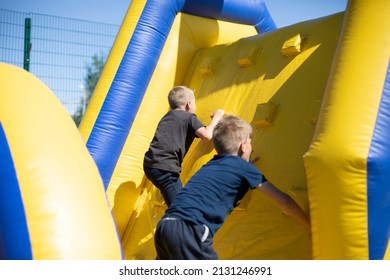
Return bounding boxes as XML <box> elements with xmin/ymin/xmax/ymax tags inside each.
<box><xmin>304</xmin><ymin>0</ymin><xmax>390</xmax><ymax>259</ymax></box>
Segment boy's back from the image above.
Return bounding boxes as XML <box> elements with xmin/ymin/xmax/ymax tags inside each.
<box><xmin>164</xmin><ymin>154</ymin><xmax>264</xmax><ymax>235</ymax></box>
<box><xmin>144</xmin><ymin>109</ymin><xmax>204</xmax><ymax>173</ymax></box>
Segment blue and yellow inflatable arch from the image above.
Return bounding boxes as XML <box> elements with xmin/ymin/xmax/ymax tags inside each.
<box><xmin>1</xmin><ymin>0</ymin><xmax>389</xmax><ymax>259</ymax></box>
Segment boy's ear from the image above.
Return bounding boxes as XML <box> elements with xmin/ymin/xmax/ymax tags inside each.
<box><xmin>238</xmin><ymin>142</ymin><xmax>245</xmax><ymax>156</ymax></box>
<box><xmin>184</xmin><ymin>102</ymin><xmax>191</xmax><ymax>111</ymax></box>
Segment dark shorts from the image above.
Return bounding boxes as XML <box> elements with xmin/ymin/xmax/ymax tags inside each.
<box><xmin>154</xmin><ymin>216</ymin><xmax>218</xmax><ymax>260</ymax></box>
<box><xmin>144</xmin><ymin>166</ymin><xmax>182</xmax><ymax>206</ymax></box>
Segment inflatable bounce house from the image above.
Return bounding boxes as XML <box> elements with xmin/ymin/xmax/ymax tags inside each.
<box><xmin>1</xmin><ymin>0</ymin><xmax>389</xmax><ymax>260</ymax></box>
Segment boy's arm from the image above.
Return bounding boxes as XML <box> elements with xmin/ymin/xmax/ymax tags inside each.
<box><xmin>257</xmin><ymin>181</ymin><xmax>311</xmax><ymax>231</ymax></box>
<box><xmin>196</xmin><ymin>109</ymin><xmax>224</xmax><ymax>140</ymax></box>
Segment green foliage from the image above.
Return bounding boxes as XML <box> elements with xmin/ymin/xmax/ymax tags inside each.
<box><xmin>72</xmin><ymin>53</ymin><xmax>106</xmax><ymax>126</ymax></box>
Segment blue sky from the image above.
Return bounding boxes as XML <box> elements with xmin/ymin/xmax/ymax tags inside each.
<box><xmin>1</xmin><ymin>0</ymin><xmax>348</xmax><ymax>27</ymax></box>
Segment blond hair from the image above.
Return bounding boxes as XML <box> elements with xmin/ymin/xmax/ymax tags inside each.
<box><xmin>168</xmin><ymin>86</ymin><xmax>194</xmax><ymax>109</ymax></box>
<box><xmin>212</xmin><ymin>115</ymin><xmax>253</xmax><ymax>155</ymax></box>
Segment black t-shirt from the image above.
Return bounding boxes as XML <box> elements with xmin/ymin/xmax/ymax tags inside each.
<box><xmin>144</xmin><ymin>110</ymin><xmax>205</xmax><ymax>173</ymax></box>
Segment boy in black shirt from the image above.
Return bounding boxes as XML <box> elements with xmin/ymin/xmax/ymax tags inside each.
<box><xmin>143</xmin><ymin>86</ymin><xmax>224</xmax><ymax>206</ymax></box>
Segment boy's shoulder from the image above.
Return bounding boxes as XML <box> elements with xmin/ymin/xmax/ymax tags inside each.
<box><xmin>158</xmin><ymin>110</ymin><xmax>200</xmax><ymax>127</ymax></box>
<box><xmin>165</xmin><ymin>109</ymin><xmax>198</xmax><ymax>119</ymax></box>
<box><xmin>210</xmin><ymin>154</ymin><xmax>248</xmax><ymax>165</ymax></box>
<box><xmin>168</xmin><ymin>109</ymin><xmax>193</xmax><ymax>115</ymax></box>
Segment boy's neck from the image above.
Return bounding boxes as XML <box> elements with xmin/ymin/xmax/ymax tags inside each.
<box><xmin>173</xmin><ymin>106</ymin><xmax>187</xmax><ymax>112</ymax></box>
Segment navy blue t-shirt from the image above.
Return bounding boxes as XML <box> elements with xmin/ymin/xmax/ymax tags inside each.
<box><xmin>164</xmin><ymin>154</ymin><xmax>264</xmax><ymax>236</ymax></box>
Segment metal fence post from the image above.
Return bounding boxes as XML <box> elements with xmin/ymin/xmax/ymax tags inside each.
<box><xmin>23</xmin><ymin>17</ymin><xmax>31</xmax><ymax>71</ymax></box>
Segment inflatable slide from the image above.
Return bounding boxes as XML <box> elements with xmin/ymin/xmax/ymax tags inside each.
<box><xmin>1</xmin><ymin>0</ymin><xmax>389</xmax><ymax>260</ymax></box>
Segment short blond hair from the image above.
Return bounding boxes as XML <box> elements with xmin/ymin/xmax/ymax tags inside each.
<box><xmin>168</xmin><ymin>86</ymin><xmax>194</xmax><ymax>109</ymax></box>
<box><xmin>212</xmin><ymin>115</ymin><xmax>253</xmax><ymax>155</ymax></box>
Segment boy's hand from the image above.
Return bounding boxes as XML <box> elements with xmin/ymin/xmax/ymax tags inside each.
<box><xmin>199</xmin><ymin>109</ymin><xmax>225</xmax><ymax>140</ymax></box>
<box><xmin>210</xmin><ymin>109</ymin><xmax>224</xmax><ymax>119</ymax></box>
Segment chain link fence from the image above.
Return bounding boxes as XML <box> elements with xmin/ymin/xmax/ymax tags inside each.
<box><xmin>0</xmin><ymin>9</ymin><xmax>119</xmax><ymax>115</ymax></box>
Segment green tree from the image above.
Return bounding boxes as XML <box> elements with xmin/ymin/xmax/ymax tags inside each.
<box><xmin>72</xmin><ymin>53</ymin><xmax>106</xmax><ymax>126</ymax></box>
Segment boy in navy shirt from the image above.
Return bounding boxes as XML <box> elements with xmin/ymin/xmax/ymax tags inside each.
<box><xmin>154</xmin><ymin>115</ymin><xmax>311</xmax><ymax>259</ymax></box>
